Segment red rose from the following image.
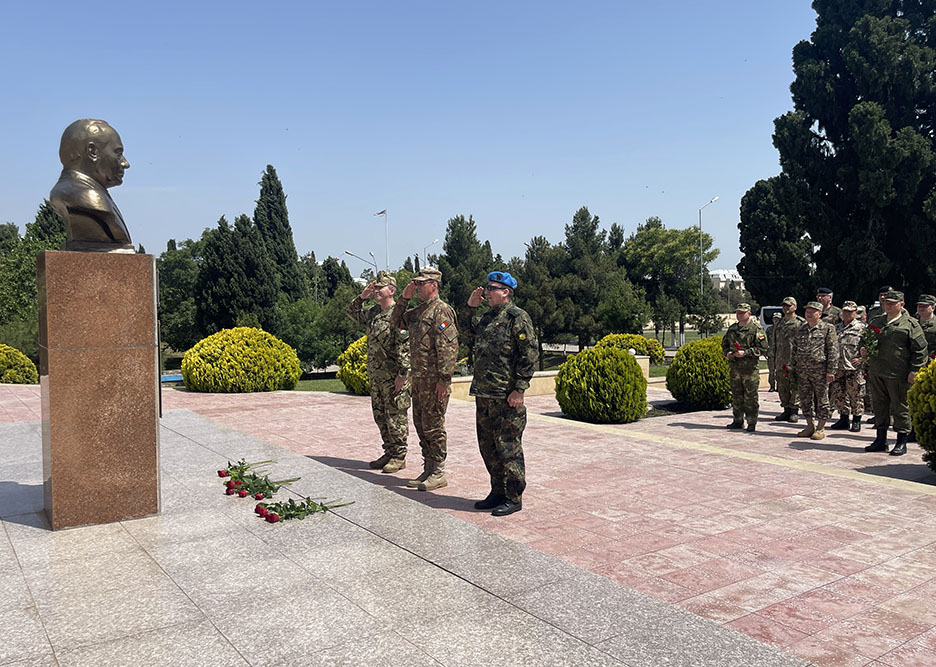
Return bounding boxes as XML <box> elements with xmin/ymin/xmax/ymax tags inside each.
<box><xmin>217</xmin><ymin>470</ymin><xmax>228</xmax><ymax>477</ymax></box>
<box><xmin>225</xmin><ymin>480</ymin><xmax>235</xmax><ymax>489</ymax></box>
<box><xmin>733</xmin><ymin>342</ymin><xmax>742</xmax><ymax>350</ymax></box>
<box><xmin>871</xmin><ymin>325</ymin><xmax>882</xmax><ymax>334</ymax></box>
<box><xmin>255</xmin><ymin>504</ymin><xmax>267</xmax><ymax>515</ymax></box>
<box><xmin>233</xmin><ymin>480</ymin><xmax>243</xmax><ymax>486</ymax></box>
<box><xmin>254</xmin><ymin>493</ymin><xmax>264</xmax><ymax>500</ymax></box>
<box><xmin>226</xmin><ymin>487</ymin><xmax>236</xmax><ymax>495</ymax></box>
<box><xmin>266</xmin><ymin>513</ymin><xmax>280</xmax><ymax>523</ymax></box>
<box><xmin>781</xmin><ymin>364</ymin><xmax>789</xmax><ymax>371</ymax></box>
<box><xmin>238</xmin><ymin>490</ymin><xmax>247</xmax><ymax>497</ymax></box>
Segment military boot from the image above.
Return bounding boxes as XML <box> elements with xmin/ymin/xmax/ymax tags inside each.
<box><xmin>810</xmin><ymin>419</ymin><xmax>826</xmax><ymax>440</ymax></box>
<box><xmin>474</xmin><ymin>491</ymin><xmax>506</xmax><ymax>510</ymax></box>
<box><xmin>864</xmin><ymin>428</ymin><xmax>889</xmax><ymax>452</ymax></box>
<box><xmin>849</xmin><ymin>416</ymin><xmax>862</xmax><ymax>432</ymax></box>
<box><xmin>889</xmin><ymin>432</ymin><xmax>908</xmax><ymax>456</ymax></box>
<box><xmin>726</xmin><ymin>421</ymin><xmax>744</xmax><ymax>429</ymax></box>
<box><xmin>369</xmin><ymin>453</ymin><xmax>392</xmax><ymax>469</ymax></box>
<box><xmin>406</xmin><ymin>463</ymin><xmax>432</xmax><ymax>488</ymax></box>
<box><xmin>797</xmin><ymin>418</ymin><xmax>815</xmax><ymax>438</ymax></box>
<box><xmin>789</xmin><ymin>408</ymin><xmax>800</xmax><ymax>423</ymax></box>
<box><xmin>828</xmin><ymin>414</ymin><xmax>850</xmax><ymax>430</ymax></box>
<box><xmin>381</xmin><ymin>457</ymin><xmax>406</xmax><ymax>473</ymax></box>
<box><xmin>417</xmin><ymin>465</ymin><xmax>448</xmax><ymax>491</ymax></box>
<box><xmin>774</xmin><ymin>408</ymin><xmax>791</xmax><ymax>421</ymax></box>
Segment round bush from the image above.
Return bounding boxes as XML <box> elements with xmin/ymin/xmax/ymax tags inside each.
<box><xmin>665</xmin><ymin>337</ymin><xmax>731</xmax><ymax>410</ymax></box>
<box><xmin>595</xmin><ymin>333</ymin><xmax>665</xmax><ymax>365</ymax></box>
<box><xmin>909</xmin><ymin>360</ymin><xmax>936</xmax><ymax>473</ymax></box>
<box><xmin>337</xmin><ymin>336</ymin><xmax>369</xmax><ymax>395</ymax></box>
<box><xmin>182</xmin><ymin>327</ymin><xmax>300</xmax><ymax>393</ymax></box>
<box><xmin>555</xmin><ymin>346</ymin><xmax>647</xmax><ymax>423</ymax></box>
<box><xmin>0</xmin><ymin>343</ymin><xmax>38</xmax><ymax>384</ymax></box>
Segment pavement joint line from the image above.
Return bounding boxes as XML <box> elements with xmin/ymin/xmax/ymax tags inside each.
<box><xmin>528</xmin><ymin>412</ymin><xmax>936</xmax><ymax>496</ymax></box>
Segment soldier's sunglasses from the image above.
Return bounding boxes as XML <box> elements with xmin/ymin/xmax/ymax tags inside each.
<box><xmin>484</xmin><ymin>284</ymin><xmax>507</xmax><ymax>291</ymax></box>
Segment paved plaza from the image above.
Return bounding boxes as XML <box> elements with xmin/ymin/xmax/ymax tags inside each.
<box><xmin>3</xmin><ymin>382</ymin><xmax>936</xmax><ymax>665</ymax></box>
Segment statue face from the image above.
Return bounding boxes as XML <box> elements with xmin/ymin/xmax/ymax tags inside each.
<box><xmin>88</xmin><ymin>128</ymin><xmax>129</xmax><ymax>188</ymax></box>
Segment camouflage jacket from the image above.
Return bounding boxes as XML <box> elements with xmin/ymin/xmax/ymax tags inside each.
<box><xmin>918</xmin><ymin>317</ymin><xmax>936</xmax><ymax>358</ymax></box>
<box><xmin>390</xmin><ymin>294</ymin><xmax>459</xmax><ymax>383</ymax></box>
<box><xmin>835</xmin><ymin>319</ymin><xmax>865</xmax><ymax>372</ymax></box>
<box><xmin>468</xmin><ymin>302</ymin><xmax>538</xmax><ymax>398</ymax></box>
<box><xmin>821</xmin><ymin>305</ymin><xmax>842</xmax><ymax>326</ymax></box>
<box><xmin>346</xmin><ymin>296</ymin><xmax>409</xmax><ymax>382</ymax></box>
<box><xmin>867</xmin><ymin>311</ymin><xmax>928</xmax><ymax>379</ymax></box>
<box><xmin>722</xmin><ymin>320</ymin><xmax>768</xmax><ymax>369</ymax></box>
<box><xmin>792</xmin><ymin>320</ymin><xmax>838</xmax><ymax>376</ymax></box>
<box><xmin>770</xmin><ymin>315</ymin><xmax>805</xmax><ymax>368</ymax></box>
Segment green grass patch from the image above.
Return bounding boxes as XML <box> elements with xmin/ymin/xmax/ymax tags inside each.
<box><xmin>294</xmin><ymin>378</ymin><xmax>351</xmax><ymax>393</ymax></box>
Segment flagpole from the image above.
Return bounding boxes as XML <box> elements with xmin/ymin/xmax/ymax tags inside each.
<box><xmin>385</xmin><ymin>211</ymin><xmax>389</xmax><ymax>270</ymax></box>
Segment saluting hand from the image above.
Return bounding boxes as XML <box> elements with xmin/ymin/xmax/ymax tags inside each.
<box><xmin>360</xmin><ymin>281</ymin><xmax>377</xmax><ymax>299</ymax></box>
<box><xmin>468</xmin><ymin>287</ymin><xmax>484</xmax><ymax>308</ymax></box>
<box><xmin>402</xmin><ymin>281</ymin><xmax>417</xmax><ymax>299</ymax></box>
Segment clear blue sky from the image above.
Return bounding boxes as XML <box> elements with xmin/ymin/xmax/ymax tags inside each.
<box><xmin>0</xmin><ymin>1</ymin><xmax>817</xmax><ymax>274</ymax></box>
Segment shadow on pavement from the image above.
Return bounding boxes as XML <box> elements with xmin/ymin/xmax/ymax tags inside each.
<box><xmin>855</xmin><ymin>463</ymin><xmax>936</xmax><ymax>485</ymax></box>
<box><xmin>0</xmin><ymin>482</ymin><xmax>46</xmax><ymax>527</ymax></box>
<box><xmin>788</xmin><ymin>441</ymin><xmax>869</xmax><ymax>453</ymax></box>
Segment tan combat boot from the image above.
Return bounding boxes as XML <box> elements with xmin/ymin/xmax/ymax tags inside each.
<box><xmin>382</xmin><ymin>457</ymin><xmax>406</xmax><ymax>473</ymax></box>
<box><xmin>810</xmin><ymin>419</ymin><xmax>826</xmax><ymax>440</ymax></box>
<box><xmin>369</xmin><ymin>453</ymin><xmax>392</xmax><ymax>469</ymax></box>
<box><xmin>417</xmin><ymin>465</ymin><xmax>448</xmax><ymax>491</ymax></box>
<box><xmin>406</xmin><ymin>465</ymin><xmax>431</xmax><ymax>488</ymax></box>
<box><xmin>797</xmin><ymin>418</ymin><xmax>815</xmax><ymax>438</ymax></box>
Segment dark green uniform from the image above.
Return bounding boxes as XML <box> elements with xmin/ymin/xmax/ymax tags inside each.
<box><xmin>772</xmin><ymin>315</ymin><xmax>806</xmax><ymax>410</ymax></box>
<box><xmin>918</xmin><ymin>317</ymin><xmax>936</xmax><ymax>358</ymax></box>
<box><xmin>722</xmin><ymin>320</ymin><xmax>768</xmax><ymax>426</ymax></box>
<box><xmin>469</xmin><ymin>302</ymin><xmax>538</xmax><ymax>504</ymax></box>
<box><xmin>867</xmin><ymin>312</ymin><xmax>928</xmax><ymax>434</ymax></box>
<box><xmin>347</xmin><ymin>296</ymin><xmax>411</xmax><ymax>459</ymax></box>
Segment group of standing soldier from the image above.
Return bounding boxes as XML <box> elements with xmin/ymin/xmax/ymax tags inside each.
<box><xmin>731</xmin><ymin>286</ymin><xmax>935</xmax><ymax>457</ymax></box>
<box><xmin>347</xmin><ymin>267</ymin><xmax>537</xmax><ymax>517</ymax></box>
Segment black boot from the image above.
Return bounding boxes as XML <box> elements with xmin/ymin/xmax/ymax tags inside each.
<box><xmin>849</xmin><ymin>416</ymin><xmax>862</xmax><ymax>432</ymax></box>
<box><xmin>829</xmin><ymin>414</ymin><xmax>851</xmax><ymax>430</ymax></box>
<box><xmin>789</xmin><ymin>408</ymin><xmax>800</xmax><ymax>423</ymax></box>
<box><xmin>726</xmin><ymin>421</ymin><xmax>744</xmax><ymax>429</ymax></box>
<box><xmin>774</xmin><ymin>408</ymin><xmax>791</xmax><ymax>421</ymax></box>
<box><xmin>474</xmin><ymin>492</ymin><xmax>506</xmax><ymax>510</ymax></box>
<box><xmin>492</xmin><ymin>499</ymin><xmax>522</xmax><ymax>516</ymax></box>
<box><xmin>890</xmin><ymin>433</ymin><xmax>908</xmax><ymax>456</ymax></box>
<box><xmin>865</xmin><ymin>428</ymin><xmax>889</xmax><ymax>452</ymax></box>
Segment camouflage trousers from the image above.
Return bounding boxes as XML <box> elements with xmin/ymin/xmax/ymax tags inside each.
<box><xmin>370</xmin><ymin>377</ymin><xmax>410</xmax><ymax>458</ymax></box>
<box><xmin>831</xmin><ymin>370</ymin><xmax>864</xmax><ymax>417</ymax></box>
<box><xmin>767</xmin><ymin>358</ymin><xmax>776</xmax><ymax>389</ymax></box>
<box><xmin>475</xmin><ymin>397</ymin><xmax>527</xmax><ymax>503</ymax></box>
<box><xmin>728</xmin><ymin>362</ymin><xmax>760</xmax><ymax>424</ymax></box>
<box><xmin>868</xmin><ymin>374</ymin><xmax>912</xmax><ymax>433</ymax></box>
<box><xmin>776</xmin><ymin>366</ymin><xmax>798</xmax><ymax>409</ymax></box>
<box><xmin>411</xmin><ymin>377</ymin><xmax>450</xmax><ymax>467</ymax></box>
<box><xmin>797</xmin><ymin>364</ymin><xmax>831</xmax><ymax>420</ymax></box>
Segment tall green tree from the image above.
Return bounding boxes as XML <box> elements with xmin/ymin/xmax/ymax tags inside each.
<box><xmin>157</xmin><ymin>237</ymin><xmax>203</xmax><ymax>352</ymax></box>
<box><xmin>437</xmin><ymin>214</ymin><xmax>494</xmax><ymax>349</ymax></box>
<box><xmin>320</xmin><ymin>256</ymin><xmax>355</xmax><ymax>298</ymax></box>
<box><xmin>741</xmin><ymin>2</ymin><xmax>936</xmax><ymax>301</ymax></box>
<box><xmin>253</xmin><ymin>165</ymin><xmax>307</xmax><ymax>300</ymax></box>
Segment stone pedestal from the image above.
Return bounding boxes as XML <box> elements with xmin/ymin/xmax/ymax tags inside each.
<box><xmin>38</xmin><ymin>251</ymin><xmax>160</xmax><ymax>530</ymax></box>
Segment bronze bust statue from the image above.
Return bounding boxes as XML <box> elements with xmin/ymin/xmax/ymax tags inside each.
<box><xmin>50</xmin><ymin>119</ymin><xmax>134</xmax><ymax>252</ymax></box>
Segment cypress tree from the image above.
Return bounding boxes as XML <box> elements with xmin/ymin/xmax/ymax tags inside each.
<box><xmin>253</xmin><ymin>165</ymin><xmax>308</xmax><ymax>301</ymax></box>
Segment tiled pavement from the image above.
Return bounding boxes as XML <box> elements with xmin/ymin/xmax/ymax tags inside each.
<box><xmin>4</xmin><ymin>382</ymin><xmax>936</xmax><ymax>665</ymax></box>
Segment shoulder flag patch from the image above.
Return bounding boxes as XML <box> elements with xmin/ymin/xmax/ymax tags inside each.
<box><xmin>439</xmin><ymin>321</ymin><xmax>450</xmax><ymax>331</ymax></box>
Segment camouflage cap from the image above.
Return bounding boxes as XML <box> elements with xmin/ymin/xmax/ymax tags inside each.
<box><xmin>856</xmin><ymin>305</ymin><xmax>866</xmax><ymax>313</ymax></box>
<box><xmin>412</xmin><ymin>267</ymin><xmax>442</xmax><ymax>283</ymax></box>
<box><xmin>842</xmin><ymin>300</ymin><xmax>858</xmax><ymax>311</ymax></box>
<box><xmin>917</xmin><ymin>294</ymin><xmax>936</xmax><ymax>306</ymax></box>
<box><xmin>782</xmin><ymin>296</ymin><xmax>797</xmax><ymax>306</ymax></box>
<box><xmin>884</xmin><ymin>289</ymin><xmax>904</xmax><ymax>302</ymax></box>
<box><xmin>374</xmin><ymin>270</ymin><xmax>396</xmax><ymax>288</ymax></box>
<box><xmin>805</xmin><ymin>301</ymin><xmax>823</xmax><ymax>311</ymax></box>
<box><xmin>735</xmin><ymin>303</ymin><xmax>751</xmax><ymax>312</ymax></box>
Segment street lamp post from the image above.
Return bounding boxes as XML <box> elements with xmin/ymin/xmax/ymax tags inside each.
<box><xmin>423</xmin><ymin>238</ymin><xmax>438</xmax><ymax>266</ymax></box>
<box><xmin>344</xmin><ymin>250</ymin><xmax>378</xmax><ymax>275</ymax></box>
<box><xmin>698</xmin><ymin>196</ymin><xmax>718</xmax><ymax>298</ymax></box>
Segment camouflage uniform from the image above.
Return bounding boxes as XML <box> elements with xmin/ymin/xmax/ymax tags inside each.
<box><xmin>347</xmin><ymin>292</ymin><xmax>410</xmax><ymax>460</ymax></box>
<box><xmin>772</xmin><ymin>313</ymin><xmax>806</xmax><ymax>412</ymax></box>
<box><xmin>469</xmin><ymin>302</ymin><xmax>538</xmax><ymax>504</ymax></box>
<box><xmin>766</xmin><ymin>322</ymin><xmax>777</xmax><ymax>390</ymax></box>
<box><xmin>722</xmin><ymin>313</ymin><xmax>768</xmax><ymax>427</ymax></box>
<box><xmin>821</xmin><ymin>305</ymin><xmax>842</xmax><ymax>326</ymax></box>
<box><xmin>792</xmin><ymin>319</ymin><xmax>838</xmax><ymax>421</ymax></box>
<box><xmin>390</xmin><ymin>287</ymin><xmax>459</xmax><ymax>475</ymax></box>
<box><xmin>832</xmin><ymin>317</ymin><xmax>866</xmax><ymax>418</ymax></box>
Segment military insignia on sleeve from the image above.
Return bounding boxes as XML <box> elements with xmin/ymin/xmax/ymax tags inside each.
<box><xmin>757</xmin><ymin>332</ymin><xmax>766</xmax><ymax>340</ymax></box>
<box><xmin>439</xmin><ymin>321</ymin><xmax>450</xmax><ymax>331</ymax></box>
<box><xmin>518</xmin><ymin>333</ymin><xmax>527</xmax><ymax>340</ymax></box>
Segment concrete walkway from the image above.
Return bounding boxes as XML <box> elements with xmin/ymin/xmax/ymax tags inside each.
<box><xmin>3</xmin><ymin>383</ymin><xmax>936</xmax><ymax>665</ymax></box>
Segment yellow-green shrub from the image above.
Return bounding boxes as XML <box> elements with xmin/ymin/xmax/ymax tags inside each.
<box><xmin>909</xmin><ymin>360</ymin><xmax>936</xmax><ymax>472</ymax></box>
<box><xmin>666</xmin><ymin>336</ymin><xmax>730</xmax><ymax>409</ymax></box>
<box><xmin>182</xmin><ymin>327</ymin><xmax>300</xmax><ymax>393</ymax></box>
<box><xmin>595</xmin><ymin>333</ymin><xmax>665</xmax><ymax>365</ymax></box>
<box><xmin>555</xmin><ymin>346</ymin><xmax>647</xmax><ymax>423</ymax></box>
<box><xmin>337</xmin><ymin>336</ymin><xmax>369</xmax><ymax>395</ymax></box>
<box><xmin>0</xmin><ymin>343</ymin><xmax>38</xmax><ymax>384</ymax></box>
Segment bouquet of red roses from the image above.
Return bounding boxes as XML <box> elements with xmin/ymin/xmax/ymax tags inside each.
<box><xmin>861</xmin><ymin>324</ymin><xmax>882</xmax><ymax>358</ymax></box>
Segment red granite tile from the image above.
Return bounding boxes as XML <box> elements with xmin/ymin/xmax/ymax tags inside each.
<box><xmin>759</xmin><ymin>589</ymin><xmax>868</xmax><ymax>634</ymax></box>
<box><xmin>787</xmin><ymin>636</ymin><xmax>875</xmax><ymax>666</ymax></box>
<box><xmin>727</xmin><ymin>613</ymin><xmax>809</xmax><ymax>649</ymax></box>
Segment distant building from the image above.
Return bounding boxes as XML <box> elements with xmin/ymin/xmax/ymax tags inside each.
<box><xmin>710</xmin><ymin>269</ymin><xmax>745</xmax><ymax>291</ymax></box>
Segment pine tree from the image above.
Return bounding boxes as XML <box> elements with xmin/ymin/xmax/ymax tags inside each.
<box><xmin>253</xmin><ymin>165</ymin><xmax>307</xmax><ymax>300</ymax></box>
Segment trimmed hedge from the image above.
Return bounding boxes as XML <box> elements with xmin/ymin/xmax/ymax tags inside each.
<box><xmin>337</xmin><ymin>336</ymin><xmax>369</xmax><ymax>396</ymax></box>
<box><xmin>909</xmin><ymin>360</ymin><xmax>936</xmax><ymax>473</ymax></box>
<box><xmin>0</xmin><ymin>343</ymin><xmax>38</xmax><ymax>384</ymax></box>
<box><xmin>182</xmin><ymin>327</ymin><xmax>300</xmax><ymax>393</ymax></box>
<box><xmin>555</xmin><ymin>346</ymin><xmax>647</xmax><ymax>423</ymax></box>
<box><xmin>595</xmin><ymin>333</ymin><xmax>665</xmax><ymax>365</ymax></box>
<box><xmin>665</xmin><ymin>336</ymin><xmax>731</xmax><ymax>410</ymax></box>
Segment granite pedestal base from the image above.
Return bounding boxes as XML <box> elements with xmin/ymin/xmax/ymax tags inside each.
<box><xmin>38</xmin><ymin>251</ymin><xmax>160</xmax><ymax>530</ymax></box>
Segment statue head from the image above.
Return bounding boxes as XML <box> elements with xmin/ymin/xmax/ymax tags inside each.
<box><xmin>59</xmin><ymin>119</ymin><xmax>129</xmax><ymax>189</ymax></box>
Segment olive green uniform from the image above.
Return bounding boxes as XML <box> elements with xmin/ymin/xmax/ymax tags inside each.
<box><xmin>347</xmin><ymin>296</ymin><xmax>411</xmax><ymax>459</ymax></box>
<box><xmin>821</xmin><ymin>305</ymin><xmax>842</xmax><ymax>326</ymax></box>
<box><xmin>772</xmin><ymin>315</ymin><xmax>806</xmax><ymax>410</ymax></box>
<box><xmin>918</xmin><ymin>318</ymin><xmax>936</xmax><ymax>359</ymax></box>
<box><xmin>722</xmin><ymin>321</ymin><xmax>768</xmax><ymax>425</ymax></box>
<box><xmin>867</xmin><ymin>311</ymin><xmax>928</xmax><ymax>434</ymax></box>
<box><xmin>469</xmin><ymin>302</ymin><xmax>538</xmax><ymax>504</ymax></box>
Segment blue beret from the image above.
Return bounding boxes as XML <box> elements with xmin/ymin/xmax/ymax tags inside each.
<box><xmin>487</xmin><ymin>271</ymin><xmax>518</xmax><ymax>290</ymax></box>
